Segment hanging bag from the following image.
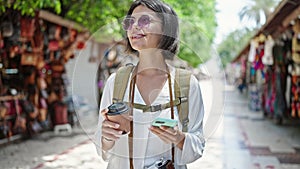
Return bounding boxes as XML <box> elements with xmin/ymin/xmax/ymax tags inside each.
<box><xmin>1</xmin><ymin>21</ymin><xmax>13</xmax><ymax>37</ymax></box>
<box><xmin>21</xmin><ymin>52</ymin><xmax>39</xmax><ymax>66</ymax></box>
<box><xmin>20</xmin><ymin>13</ymin><xmax>44</xmax><ymax>66</ymax></box>
<box><xmin>1</xmin><ymin>10</ymin><xmax>14</xmax><ymax>38</ymax></box>
<box><xmin>0</xmin><ymin>32</ymin><xmax>4</xmax><ymax>49</ymax></box>
<box><xmin>53</xmin><ymin>101</ymin><xmax>68</xmax><ymax>125</ymax></box>
<box><xmin>20</xmin><ymin>16</ymin><xmax>35</xmax><ymax>40</ymax></box>
<box><xmin>13</xmin><ymin>97</ymin><xmax>26</xmax><ymax>134</ymax></box>
<box><xmin>20</xmin><ymin>38</ymin><xmax>42</xmax><ymax>66</ymax></box>
<box><xmin>0</xmin><ymin>102</ymin><xmax>10</xmax><ymax>139</ymax></box>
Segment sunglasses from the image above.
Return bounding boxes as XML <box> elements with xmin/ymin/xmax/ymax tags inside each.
<box><xmin>122</xmin><ymin>14</ymin><xmax>161</xmax><ymax>31</ymax></box>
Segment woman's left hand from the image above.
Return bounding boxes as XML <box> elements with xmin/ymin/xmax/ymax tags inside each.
<box><xmin>149</xmin><ymin>126</ymin><xmax>185</xmax><ymax>150</ymax></box>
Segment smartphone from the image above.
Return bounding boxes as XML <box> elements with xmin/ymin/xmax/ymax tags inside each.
<box><xmin>152</xmin><ymin>117</ymin><xmax>178</xmax><ymax>128</ymax></box>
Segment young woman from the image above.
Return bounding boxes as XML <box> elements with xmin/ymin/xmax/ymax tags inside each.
<box><xmin>95</xmin><ymin>0</ymin><xmax>205</xmax><ymax>168</ymax></box>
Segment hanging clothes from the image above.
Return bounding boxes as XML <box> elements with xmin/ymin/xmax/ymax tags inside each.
<box><xmin>262</xmin><ymin>35</ymin><xmax>275</xmax><ymax>65</ymax></box>
<box><xmin>253</xmin><ymin>42</ymin><xmax>265</xmax><ymax>71</ymax></box>
<box><xmin>274</xmin><ymin>65</ymin><xmax>287</xmax><ymax>117</ymax></box>
<box><xmin>285</xmin><ymin>71</ymin><xmax>291</xmax><ymax>109</ymax></box>
<box><xmin>262</xmin><ymin>66</ymin><xmax>273</xmax><ymax>114</ymax></box>
<box><xmin>292</xmin><ymin>19</ymin><xmax>300</xmax><ymax>64</ymax></box>
<box><xmin>253</xmin><ymin>40</ymin><xmax>266</xmax><ymax>87</ymax></box>
<box><xmin>248</xmin><ymin>84</ymin><xmax>261</xmax><ymax>111</ymax></box>
<box><xmin>248</xmin><ymin>39</ymin><xmax>258</xmax><ymax>62</ymax></box>
<box><xmin>290</xmin><ymin>63</ymin><xmax>300</xmax><ymax>118</ymax></box>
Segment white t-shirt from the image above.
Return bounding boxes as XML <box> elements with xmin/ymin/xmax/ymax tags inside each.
<box><xmin>94</xmin><ymin>65</ymin><xmax>205</xmax><ymax>169</ymax></box>
<box><xmin>248</xmin><ymin>39</ymin><xmax>258</xmax><ymax>62</ymax></box>
<box><xmin>262</xmin><ymin>37</ymin><xmax>275</xmax><ymax>65</ymax></box>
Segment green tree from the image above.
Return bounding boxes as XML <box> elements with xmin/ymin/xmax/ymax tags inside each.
<box><xmin>238</xmin><ymin>0</ymin><xmax>281</xmax><ymax>27</ymax></box>
<box><xmin>62</xmin><ymin>0</ymin><xmax>216</xmax><ymax>67</ymax></box>
<box><xmin>165</xmin><ymin>0</ymin><xmax>217</xmax><ymax>67</ymax></box>
<box><xmin>0</xmin><ymin>0</ymin><xmax>61</xmax><ymax>16</ymax></box>
<box><xmin>61</xmin><ymin>0</ymin><xmax>217</xmax><ymax>67</ymax></box>
<box><xmin>1</xmin><ymin>0</ymin><xmax>217</xmax><ymax>67</ymax></box>
<box><xmin>60</xmin><ymin>0</ymin><xmax>133</xmax><ymax>36</ymax></box>
<box><xmin>217</xmin><ymin>28</ymin><xmax>255</xmax><ymax>67</ymax></box>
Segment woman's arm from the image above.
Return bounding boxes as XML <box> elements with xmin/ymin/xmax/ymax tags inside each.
<box><xmin>94</xmin><ymin>73</ymin><xmax>122</xmax><ymax>160</ymax></box>
<box><xmin>149</xmin><ymin>75</ymin><xmax>205</xmax><ymax>164</ymax></box>
<box><xmin>101</xmin><ymin>108</ymin><xmax>123</xmax><ymax>151</ymax></box>
<box><xmin>176</xmin><ymin>75</ymin><xmax>205</xmax><ymax>164</ymax></box>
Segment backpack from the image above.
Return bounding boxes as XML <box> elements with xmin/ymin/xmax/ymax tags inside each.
<box><xmin>112</xmin><ymin>64</ymin><xmax>191</xmax><ymax>132</ymax></box>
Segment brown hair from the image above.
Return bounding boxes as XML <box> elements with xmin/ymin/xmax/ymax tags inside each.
<box><xmin>124</xmin><ymin>0</ymin><xmax>179</xmax><ymax>60</ymax></box>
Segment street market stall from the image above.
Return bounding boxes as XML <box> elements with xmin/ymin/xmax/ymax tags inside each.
<box><xmin>0</xmin><ymin>9</ymin><xmax>88</xmax><ymax>143</ymax></box>
<box><xmin>231</xmin><ymin>0</ymin><xmax>300</xmax><ymax>124</ymax></box>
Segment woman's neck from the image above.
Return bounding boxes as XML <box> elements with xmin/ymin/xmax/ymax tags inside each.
<box><xmin>137</xmin><ymin>49</ymin><xmax>168</xmax><ymax>76</ymax></box>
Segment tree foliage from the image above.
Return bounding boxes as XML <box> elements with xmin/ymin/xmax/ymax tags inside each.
<box><xmin>0</xmin><ymin>0</ymin><xmax>61</xmax><ymax>16</ymax></box>
<box><xmin>62</xmin><ymin>0</ymin><xmax>217</xmax><ymax>67</ymax></box>
<box><xmin>217</xmin><ymin>0</ymin><xmax>281</xmax><ymax>68</ymax></box>
<box><xmin>238</xmin><ymin>0</ymin><xmax>281</xmax><ymax>28</ymax></box>
<box><xmin>165</xmin><ymin>0</ymin><xmax>217</xmax><ymax>67</ymax></box>
<box><xmin>217</xmin><ymin>28</ymin><xmax>255</xmax><ymax>67</ymax></box>
<box><xmin>0</xmin><ymin>0</ymin><xmax>217</xmax><ymax>67</ymax></box>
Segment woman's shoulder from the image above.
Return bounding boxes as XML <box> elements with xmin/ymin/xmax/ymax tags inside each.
<box><xmin>106</xmin><ymin>72</ymin><xmax>117</xmax><ymax>85</ymax></box>
<box><xmin>172</xmin><ymin>67</ymin><xmax>198</xmax><ymax>85</ymax></box>
<box><xmin>189</xmin><ymin>74</ymin><xmax>199</xmax><ymax>86</ymax></box>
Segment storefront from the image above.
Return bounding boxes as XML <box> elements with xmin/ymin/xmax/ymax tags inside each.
<box><xmin>0</xmin><ymin>9</ymin><xmax>89</xmax><ymax>144</ymax></box>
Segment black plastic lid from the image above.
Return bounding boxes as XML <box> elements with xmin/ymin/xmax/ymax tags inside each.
<box><xmin>107</xmin><ymin>102</ymin><xmax>129</xmax><ymax>116</ymax></box>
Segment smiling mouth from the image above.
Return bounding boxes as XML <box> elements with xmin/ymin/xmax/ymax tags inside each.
<box><xmin>131</xmin><ymin>34</ymin><xmax>146</xmax><ymax>39</ymax></box>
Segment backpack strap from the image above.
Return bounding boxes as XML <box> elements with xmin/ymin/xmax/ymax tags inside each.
<box><xmin>112</xmin><ymin>65</ymin><xmax>135</xmax><ymax>103</ymax></box>
<box><xmin>129</xmin><ymin>98</ymin><xmax>186</xmax><ymax>112</ymax></box>
<box><xmin>174</xmin><ymin>68</ymin><xmax>191</xmax><ymax>132</ymax></box>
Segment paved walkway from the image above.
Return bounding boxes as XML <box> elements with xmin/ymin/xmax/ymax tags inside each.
<box><xmin>1</xmin><ymin>84</ymin><xmax>300</xmax><ymax>169</ymax></box>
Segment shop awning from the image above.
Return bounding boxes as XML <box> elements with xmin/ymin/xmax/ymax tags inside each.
<box><xmin>38</xmin><ymin>10</ymin><xmax>88</xmax><ymax>32</ymax></box>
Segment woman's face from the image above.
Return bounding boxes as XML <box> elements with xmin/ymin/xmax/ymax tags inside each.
<box><xmin>126</xmin><ymin>5</ymin><xmax>163</xmax><ymax>51</ymax></box>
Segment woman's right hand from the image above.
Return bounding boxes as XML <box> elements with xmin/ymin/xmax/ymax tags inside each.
<box><xmin>101</xmin><ymin>108</ymin><xmax>123</xmax><ymax>142</ymax></box>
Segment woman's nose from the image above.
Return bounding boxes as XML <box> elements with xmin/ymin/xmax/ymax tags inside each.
<box><xmin>131</xmin><ymin>20</ymin><xmax>141</xmax><ymax>30</ymax></box>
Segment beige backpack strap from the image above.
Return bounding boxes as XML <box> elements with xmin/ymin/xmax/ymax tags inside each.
<box><xmin>130</xmin><ymin>98</ymin><xmax>184</xmax><ymax>112</ymax></box>
<box><xmin>112</xmin><ymin>65</ymin><xmax>135</xmax><ymax>103</ymax></box>
<box><xmin>174</xmin><ymin>68</ymin><xmax>191</xmax><ymax>132</ymax></box>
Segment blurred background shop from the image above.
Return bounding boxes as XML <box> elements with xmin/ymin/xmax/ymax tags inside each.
<box><xmin>229</xmin><ymin>0</ymin><xmax>300</xmax><ymax>124</ymax></box>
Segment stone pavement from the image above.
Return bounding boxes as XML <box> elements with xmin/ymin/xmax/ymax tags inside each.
<box><xmin>1</xmin><ymin>84</ymin><xmax>300</xmax><ymax>169</ymax></box>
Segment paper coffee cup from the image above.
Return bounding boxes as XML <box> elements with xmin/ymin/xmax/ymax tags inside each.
<box><xmin>107</xmin><ymin>102</ymin><xmax>130</xmax><ymax>134</ymax></box>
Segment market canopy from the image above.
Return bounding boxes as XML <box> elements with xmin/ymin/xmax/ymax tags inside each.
<box><xmin>38</xmin><ymin>10</ymin><xmax>88</xmax><ymax>32</ymax></box>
